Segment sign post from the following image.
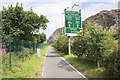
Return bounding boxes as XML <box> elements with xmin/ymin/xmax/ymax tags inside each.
<box><xmin>65</xmin><ymin>9</ymin><xmax>82</xmax><ymax>56</ymax></box>
<box><xmin>68</xmin><ymin>36</ymin><xmax>71</xmax><ymax>56</ymax></box>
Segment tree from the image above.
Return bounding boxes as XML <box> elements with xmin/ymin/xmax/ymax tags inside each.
<box><xmin>2</xmin><ymin>3</ymin><xmax>24</xmax><ymax>38</ymax></box>
<box><xmin>39</xmin><ymin>33</ymin><xmax>46</xmax><ymax>43</ymax></box>
<box><xmin>2</xmin><ymin>3</ymin><xmax>49</xmax><ymax>42</ymax></box>
<box><xmin>32</xmin><ymin>32</ymin><xmax>46</xmax><ymax>43</ymax></box>
<box><xmin>72</xmin><ymin>23</ymin><xmax>118</xmax><ymax>68</ymax></box>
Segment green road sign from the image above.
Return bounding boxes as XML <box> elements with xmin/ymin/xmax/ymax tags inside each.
<box><xmin>65</xmin><ymin>10</ymin><xmax>82</xmax><ymax>34</ymax></box>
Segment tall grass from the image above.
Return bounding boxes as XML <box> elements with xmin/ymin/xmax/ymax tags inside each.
<box><xmin>64</xmin><ymin>55</ymin><xmax>113</xmax><ymax>78</ymax></box>
<box><xmin>2</xmin><ymin>46</ymin><xmax>48</xmax><ymax>78</ymax></box>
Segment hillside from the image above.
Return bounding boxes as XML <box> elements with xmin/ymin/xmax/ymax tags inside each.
<box><xmin>48</xmin><ymin>9</ymin><xmax>120</xmax><ymax>43</ymax></box>
<box><xmin>83</xmin><ymin>9</ymin><xmax>119</xmax><ymax>27</ymax></box>
<box><xmin>83</xmin><ymin>9</ymin><xmax>120</xmax><ymax>33</ymax></box>
<box><xmin>48</xmin><ymin>27</ymin><xmax>65</xmax><ymax>44</ymax></box>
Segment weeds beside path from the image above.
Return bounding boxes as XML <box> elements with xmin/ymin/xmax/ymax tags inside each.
<box><xmin>64</xmin><ymin>55</ymin><xmax>113</xmax><ymax>78</ymax></box>
<box><xmin>2</xmin><ymin>46</ymin><xmax>48</xmax><ymax>78</ymax></box>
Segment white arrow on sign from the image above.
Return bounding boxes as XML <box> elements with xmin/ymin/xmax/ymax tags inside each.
<box><xmin>77</xmin><ymin>24</ymin><xmax>79</xmax><ymax>28</ymax></box>
<box><xmin>69</xmin><ymin>24</ymin><xmax>70</xmax><ymax>28</ymax></box>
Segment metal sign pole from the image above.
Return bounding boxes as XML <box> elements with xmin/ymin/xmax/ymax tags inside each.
<box><xmin>68</xmin><ymin>36</ymin><xmax>71</xmax><ymax>56</ymax></box>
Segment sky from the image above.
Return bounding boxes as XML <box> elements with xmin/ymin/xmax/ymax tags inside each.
<box><xmin>1</xmin><ymin>0</ymin><xmax>119</xmax><ymax>39</ymax></box>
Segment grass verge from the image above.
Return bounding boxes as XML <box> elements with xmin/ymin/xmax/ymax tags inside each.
<box><xmin>64</xmin><ymin>55</ymin><xmax>113</xmax><ymax>78</ymax></box>
<box><xmin>2</xmin><ymin>46</ymin><xmax>48</xmax><ymax>78</ymax></box>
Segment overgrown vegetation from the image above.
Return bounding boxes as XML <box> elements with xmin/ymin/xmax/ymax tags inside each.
<box><xmin>52</xmin><ymin>23</ymin><xmax>119</xmax><ymax>78</ymax></box>
<box><xmin>64</xmin><ymin>55</ymin><xmax>113</xmax><ymax>78</ymax></box>
<box><xmin>2</xmin><ymin>46</ymin><xmax>48</xmax><ymax>78</ymax></box>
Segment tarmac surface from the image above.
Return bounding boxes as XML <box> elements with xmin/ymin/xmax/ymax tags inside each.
<box><xmin>42</xmin><ymin>46</ymin><xmax>87</xmax><ymax>79</ymax></box>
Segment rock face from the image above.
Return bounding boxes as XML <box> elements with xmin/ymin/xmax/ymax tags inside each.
<box><xmin>48</xmin><ymin>27</ymin><xmax>65</xmax><ymax>44</ymax></box>
<box><xmin>83</xmin><ymin>10</ymin><xmax>118</xmax><ymax>27</ymax></box>
<box><xmin>48</xmin><ymin>9</ymin><xmax>120</xmax><ymax>43</ymax></box>
<box><xmin>83</xmin><ymin>9</ymin><xmax>120</xmax><ymax>29</ymax></box>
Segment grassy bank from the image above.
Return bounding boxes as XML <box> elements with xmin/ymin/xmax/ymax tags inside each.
<box><xmin>2</xmin><ymin>46</ymin><xmax>48</xmax><ymax>78</ymax></box>
<box><xmin>64</xmin><ymin>55</ymin><xmax>113</xmax><ymax>78</ymax></box>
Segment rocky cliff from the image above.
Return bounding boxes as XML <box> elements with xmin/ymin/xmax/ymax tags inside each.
<box><xmin>83</xmin><ymin>9</ymin><xmax>120</xmax><ymax>33</ymax></box>
<box><xmin>48</xmin><ymin>9</ymin><xmax>120</xmax><ymax>43</ymax></box>
<box><xmin>48</xmin><ymin>27</ymin><xmax>65</xmax><ymax>44</ymax></box>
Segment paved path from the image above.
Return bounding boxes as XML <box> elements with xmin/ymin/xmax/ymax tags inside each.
<box><xmin>42</xmin><ymin>46</ymin><xmax>87</xmax><ymax>79</ymax></box>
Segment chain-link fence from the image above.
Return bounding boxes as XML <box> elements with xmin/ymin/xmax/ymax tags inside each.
<box><xmin>1</xmin><ymin>37</ymin><xmax>47</xmax><ymax>70</ymax></box>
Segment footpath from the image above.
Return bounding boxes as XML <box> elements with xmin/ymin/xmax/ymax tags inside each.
<box><xmin>42</xmin><ymin>46</ymin><xmax>87</xmax><ymax>80</ymax></box>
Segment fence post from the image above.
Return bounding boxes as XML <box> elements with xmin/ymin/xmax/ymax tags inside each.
<box><xmin>30</xmin><ymin>42</ymin><xmax>32</xmax><ymax>55</ymax></box>
<box><xmin>9</xmin><ymin>38</ymin><xmax>12</xmax><ymax>70</ymax></box>
<box><xmin>22</xmin><ymin>40</ymin><xmax>24</xmax><ymax>61</ymax></box>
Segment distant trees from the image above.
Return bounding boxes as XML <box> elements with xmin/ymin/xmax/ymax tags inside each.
<box><xmin>2</xmin><ymin>3</ymin><xmax>49</xmax><ymax>43</ymax></box>
<box><xmin>33</xmin><ymin>32</ymin><xmax>46</xmax><ymax>43</ymax></box>
<box><xmin>39</xmin><ymin>33</ymin><xmax>46</xmax><ymax>43</ymax></box>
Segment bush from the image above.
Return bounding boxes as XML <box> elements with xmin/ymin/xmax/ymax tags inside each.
<box><xmin>102</xmin><ymin>48</ymin><xmax>120</xmax><ymax>78</ymax></box>
<box><xmin>52</xmin><ymin>35</ymin><xmax>68</xmax><ymax>55</ymax></box>
<box><xmin>72</xmin><ymin>23</ymin><xmax>119</xmax><ymax>77</ymax></box>
<box><xmin>72</xmin><ymin>28</ymin><xmax>90</xmax><ymax>57</ymax></box>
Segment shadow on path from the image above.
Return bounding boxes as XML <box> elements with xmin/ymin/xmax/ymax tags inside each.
<box><xmin>57</xmin><ymin>60</ymin><xmax>75</xmax><ymax>72</ymax></box>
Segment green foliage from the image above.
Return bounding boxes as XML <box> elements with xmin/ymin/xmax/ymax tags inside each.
<box><xmin>2</xmin><ymin>3</ymin><xmax>24</xmax><ymax>38</ymax></box>
<box><xmin>2</xmin><ymin>46</ymin><xmax>48</xmax><ymax>78</ymax></box>
<box><xmin>30</xmin><ymin>32</ymin><xmax>46</xmax><ymax>43</ymax></box>
<box><xmin>2</xmin><ymin>3</ymin><xmax>49</xmax><ymax>42</ymax></box>
<box><xmin>102</xmin><ymin>48</ymin><xmax>120</xmax><ymax>78</ymax></box>
<box><xmin>72</xmin><ymin>28</ymin><xmax>89</xmax><ymax>57</ymax></box>
<box><xmin>39</xmin><ymin>33</ymin><xmax>46</xmax><ymax>43</ymax></box>
<box><xmin>23</xmin><ymin>48</ymin><xmax>30</xmax><ymax>56</ymax></box>
<box><xmin>64</xmin><ymin>55</ymin><xmax>113</xmax><ymax>78</ymax></box>
<box><xmin>52</xmin><ymin>35</ymin><xmax>68</xmax><ymax>55</ymax></box>
<box><xmin>72</xmin><ymin>23</ymin><xmax>119</xmax><ymax>77</ymax></box>
<box><xmin>2</xmin><ymin>56</ymin><xmax>9</xmax><ymax>71</ymax></box>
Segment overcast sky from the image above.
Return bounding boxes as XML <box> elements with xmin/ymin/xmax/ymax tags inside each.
<box><xmin>1</xmin><ymin>0</ymin><xmax>119</xmax><ymax>39</ymax></box>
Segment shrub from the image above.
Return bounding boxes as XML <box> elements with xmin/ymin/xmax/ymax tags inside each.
<box><xmin>72</xmin><ymin>23</ymin><xmax>119</xmax><ymax>73</ymax></box>
<box><xmin>102</xmin><ymin>48</ymin><xmax>120</xmax><ymax>78</ymax></box>
<box><xmin>72</xmin><ymin>37</ymin><xmax>88</xmax><ymax>57</ymax></box>
<box><xmin>52</xmin><ymin>35</ymin><xmax>68</xmax><ymax>55</ymax></box>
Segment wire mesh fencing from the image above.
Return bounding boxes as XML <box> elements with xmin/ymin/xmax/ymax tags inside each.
<box><xmin>1</xmin><ymin>37</ymin><xmax>47</xmax><ymax>70</ymax></box>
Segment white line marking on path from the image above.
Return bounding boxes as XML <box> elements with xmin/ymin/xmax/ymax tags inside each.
<box><xmin>42</xmin><ymin>46</ymin><xmax>88</xmax><ymax>79</ymax></box>
<box><xmin>57</xmin><ymin>53</ymin><xmax>88</xmax><ymax>80</ymax></box>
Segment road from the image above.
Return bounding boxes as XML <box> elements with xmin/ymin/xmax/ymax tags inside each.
<box><xmin>42</xmin><ymin>46</ymin><xmax>87</xmax><ymax>79</ymax></box>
